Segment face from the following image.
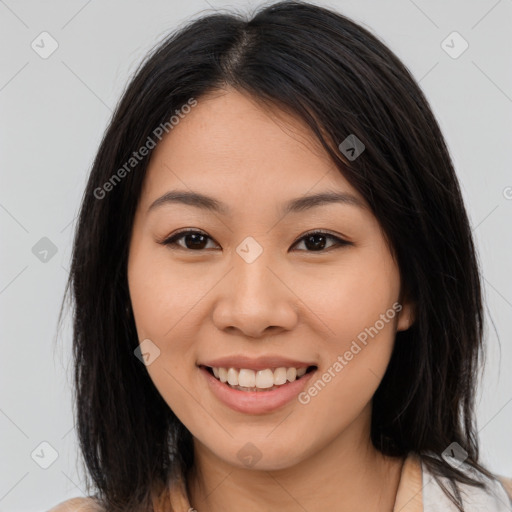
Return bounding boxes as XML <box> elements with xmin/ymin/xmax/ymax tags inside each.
<box><xmin>127</xmin><ymin>88</ymin><xmax>414</xmax><ymax>471</ymax></box>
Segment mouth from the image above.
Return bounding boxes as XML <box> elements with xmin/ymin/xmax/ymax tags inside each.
<box><xmin>200</xmin><ymin>364</ymin><xmax>318</xmax><ymax>392</ymax></box>
<box><xmin>199</xmin><ymin>363</ymin><xmax>318</xmax><ymax>414</ymax></box>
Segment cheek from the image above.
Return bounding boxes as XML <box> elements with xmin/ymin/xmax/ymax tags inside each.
<box><xmin>128</xmin><ymin>247</ymin><xmax>203</xmax><ymax>417</ymax></box>
<box><xmin>303</xmin><ymin>252</ymin><xmax>400</xmax><ymax>342</ymax></box>
<box><xmin>297</xmin><ymin>248</ymin><xmax>400</xmax><ymax>407</ymax></box>
<box><xmin>127</xmin><ymin>246</ymin><xmax>213</xmax><ymax>397</ymax></box>
<box><xmin>128</xmin><ymin>245</ymin><xmax>207</xmax><ymax>341</ymax></box>
<box><xmin>296</xmin><ymin>304</ymin><xmax>398</xmax><ymax>444</ymax></box>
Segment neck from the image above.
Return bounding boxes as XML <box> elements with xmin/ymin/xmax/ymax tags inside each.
<box><xmin>186</xmin><ymin>405</ymin><xmax>405</xmax><ymax>512</ymax></box>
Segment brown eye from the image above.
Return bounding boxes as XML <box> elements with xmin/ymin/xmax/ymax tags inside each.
<box><xmin>292</xmin><ymin>231</ymin><xmax>351</xmax><ymax>252</ymax></box>
<box><xmin>161</xmin><ymin>230</ymin><xmax>218</xmax><ymax>251</ymax></box>
<box><xmin>160</xmin><ymin>229</ymin><xmax>351</xmax><ymax>252</ymax></box>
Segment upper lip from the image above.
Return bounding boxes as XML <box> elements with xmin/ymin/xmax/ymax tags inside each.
<box><xmin>199</xmin><ymin>355</ymin><xmax>317</xmax><ymax>371</ymax></box>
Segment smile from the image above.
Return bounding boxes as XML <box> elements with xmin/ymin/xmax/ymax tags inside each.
<box><xmin>199</xmin><ymin>364</ymin><xmax>318</xmax><ymax>414</ymax></box>
<box><xmin>208</xmin><ymin>365</ymin><xmax>315</xmax><ymax>391</ymax></box>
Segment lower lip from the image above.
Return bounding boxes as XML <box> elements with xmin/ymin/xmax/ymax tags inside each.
<box><xmin>199</xmin><ymin>365</ymin><xmax>317</xmax><ymax>414</ymax></box>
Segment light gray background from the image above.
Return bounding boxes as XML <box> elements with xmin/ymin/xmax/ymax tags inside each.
<box><xmin>1</xmin><ymin>1</ymin><xmax>511</xmax><ymax>510</ymax></box>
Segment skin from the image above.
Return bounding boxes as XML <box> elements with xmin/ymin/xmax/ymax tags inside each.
<box><xmin>127</xmin><ymin>87</ymin><xmax>415</xmax><ymax>512</ymax></box>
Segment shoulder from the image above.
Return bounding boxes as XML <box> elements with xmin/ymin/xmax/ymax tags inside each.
<box><xmin>47</xmin><ymin>497</ymin><xmax>103</xmax><ymax>512</ymax></box>
<box><xmin>497</xmin><ymin>475</ymin><xmax>512</xmax><ymax>503</ymax></box>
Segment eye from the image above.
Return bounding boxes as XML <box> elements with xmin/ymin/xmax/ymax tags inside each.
<box><xmin>160</xmin><ymin>229</ymin><xmax>219</xmax><ymax>251</ymax></box>
<box><xmin>291</xmin><ymin>230</ymin><xmax>351</xmax><ymax>252</ymax></box>
<box><xmin>160</xmin><ymin>229</ymin><xmax>351</xmax><ymax>252</ymax></box>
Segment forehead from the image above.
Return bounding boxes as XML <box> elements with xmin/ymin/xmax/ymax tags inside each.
<box><xmin>139</xmin><ymin>88</ymin><xmax>362</xmax><ymax>210</ymax></box>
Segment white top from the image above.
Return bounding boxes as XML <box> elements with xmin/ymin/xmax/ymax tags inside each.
<box><xmin>421</xmin><ymin>453</ymin><xmax>512</xmax><ymax>511</ymax></box>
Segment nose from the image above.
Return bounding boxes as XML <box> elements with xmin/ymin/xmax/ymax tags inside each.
<box><xmin>211</xmin><ymin>249</ymin><xmax>298</xmax><ymax>339</ymax></box>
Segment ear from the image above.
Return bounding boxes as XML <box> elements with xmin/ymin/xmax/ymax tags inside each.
<box><xmin>396</xmin><ymin>299</ymin><xmax>415</xmax><ymax>332</ymax></box>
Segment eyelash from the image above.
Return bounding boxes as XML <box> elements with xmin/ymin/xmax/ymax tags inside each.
<box><xmin>159</xmin><ymin>229</ymin><xmax>351</xmax><ymax>253</ymax></box>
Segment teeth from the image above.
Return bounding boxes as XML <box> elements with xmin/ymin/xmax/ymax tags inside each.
<box><xmin>218</xmin><ymin>367</ymin><xmax>228</xmax><ymax>383</ymax></box>
<box><xmin>256</xmin><ymin>369</ymin><xmax>274</xmax><ymax>388</ymax></box>
<box><xmin>274</xmin><ymin>367</ymin><xmax>287</xmax><ymax>385</ymax></box>
<box><xmin>209</xmin><ymin>365</ymin><xmax>311</xmax><ymax>389</ymax></box>
<box><xmin>227</xmin><ymin>368</ymin><xmax>238</xmax><ymax>386</ymax></box>
<box><xmin>239</xmin><ymin>369</ymin><xmax>256</xmax><ymax>387</ymax></box>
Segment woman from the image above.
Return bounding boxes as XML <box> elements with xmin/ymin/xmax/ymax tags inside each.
<box><xmin>50</xmin><ymin>1</ymin><xmax>512</xmax><ymax>511</ymax></box>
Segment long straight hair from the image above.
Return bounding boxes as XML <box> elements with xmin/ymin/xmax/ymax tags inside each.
<box><xmin>59</xmin><ymin>1</ymin><xmax>497</xmax><ymax>510</ymax></box>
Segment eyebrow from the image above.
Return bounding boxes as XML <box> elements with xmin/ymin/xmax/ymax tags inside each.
<box><xmin>147</xmin><ymin>189</ymin><xmax>366</xmax><ymax>216</ymax></box>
